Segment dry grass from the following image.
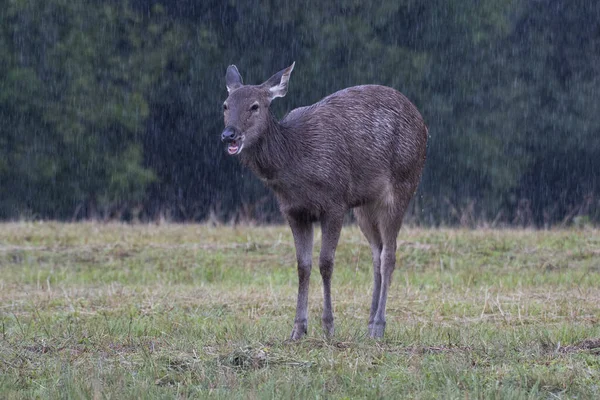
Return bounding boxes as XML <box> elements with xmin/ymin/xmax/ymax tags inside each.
<box><xmin>0</xmin><ymin>222</ymin><xmax>599</xmax><ymax>398</ymax></box>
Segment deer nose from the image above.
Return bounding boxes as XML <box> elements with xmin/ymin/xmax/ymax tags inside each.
<box><xmin>221</xmin><ymin>127</ymin><xmax>237</xmax><ymax>143</ymax></box>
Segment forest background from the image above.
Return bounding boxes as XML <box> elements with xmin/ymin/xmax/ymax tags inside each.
<box><xmin>1</xmin><ymin>0</ymin><xmax>598</xmax><ymax>227</ymax></box>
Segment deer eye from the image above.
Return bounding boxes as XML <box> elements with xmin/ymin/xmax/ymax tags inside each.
<box><xmin>250</xmin><ymin>103</ymin><xmax>259</xmax><ymax>112</ymax></box>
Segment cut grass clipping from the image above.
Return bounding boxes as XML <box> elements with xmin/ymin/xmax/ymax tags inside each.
<box><xmin>0</xmin><ymin>223</ymin><xmax>599</xmax><ymax>398</ymax></box>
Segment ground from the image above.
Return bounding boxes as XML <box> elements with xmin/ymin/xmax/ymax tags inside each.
<box><xmin>0</xmin><ymin>222</ymin><xmax>599</xmax><ymax>399</ymax></box>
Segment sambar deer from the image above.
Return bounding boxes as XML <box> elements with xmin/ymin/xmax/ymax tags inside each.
<box><xmin>221</xmin><ymin>63</ymin><xmax>427</xmax><ymax>339</ymax></box>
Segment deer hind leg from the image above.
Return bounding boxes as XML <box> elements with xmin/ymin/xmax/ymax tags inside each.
<box><xmin>355</xmin><ymin>205</ymin><xmax>383</xmax><ymax>334</ymax></box>
<box><xmin>366</xmin><ymin>201</ymin><xmax>408</xmax><ymax>338</ymax></box>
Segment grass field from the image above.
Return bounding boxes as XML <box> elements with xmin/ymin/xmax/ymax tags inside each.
<box><xmin>0</xmin><ymin>223</ymin><xmax>599</xmax><ymax>399</ymax></box>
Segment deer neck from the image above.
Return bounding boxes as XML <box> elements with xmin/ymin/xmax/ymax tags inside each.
<box><xmin>241</xmin><ymin>112</ymin><xmax>297</xmax><ymax>182</ymax></box>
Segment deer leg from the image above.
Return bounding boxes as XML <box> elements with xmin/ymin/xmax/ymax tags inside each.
<box><xmin>318</xmin><ymin>212</ymin><xmax>344</xmax><ymax>337</ymax></box>
<box><xmin>369</xmin><ymin>206</ymin><xmax>405</xmax><ymax>339</ymax></box>
<box><xmin>368</xmin><ymin>244</ymin><xmax>383</xmax><ymax>332</ymax></box>
<box><xmin>289</xmin><ymin>218</ymin><xmax>314</xmax><ymax>340</ymax></box>
<box><xmin>369</xmin><ymin>238</ymin><xmax>396</xmax><ymax>338</ymax></box>
<box><xmin>354</xmin><ymin>206</ymin><xmax>384</xmax><ymax>333</ymax></box>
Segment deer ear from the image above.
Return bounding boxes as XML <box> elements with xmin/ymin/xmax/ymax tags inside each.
<box><xmin>264</xmin><ymin>62</ymin><xmax>295</xmax><ymax>101</ymax></box>
<box><xmin>226</xmin><ymin>65</ymin><xmax>243</xmax><ymax>93</ymax></box>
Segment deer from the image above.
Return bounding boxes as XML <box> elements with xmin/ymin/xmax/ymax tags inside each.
<box><xmin>221</xmin><ymin>62</ymin><xmax>427</xmax><ymax>339</ymax></box>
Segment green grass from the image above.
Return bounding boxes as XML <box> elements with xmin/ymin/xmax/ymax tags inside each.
<box><xmin>0</xmin><ymin>223</ymin><xmax>599</xmax><ymax>399</ymax></box>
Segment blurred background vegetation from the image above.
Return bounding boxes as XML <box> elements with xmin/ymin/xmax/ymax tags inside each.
<box><xmin>0</xmin><ymin>0</ymin><xmax>598</xmax><ymax>226</ymax></box>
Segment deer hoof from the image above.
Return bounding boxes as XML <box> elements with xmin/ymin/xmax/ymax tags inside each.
<box><xmin>290</xmin><ymin>322</ymin><xmax>307</xmax><ymax>340</ymax></box>
<box><xmin>322</xmin><ymin>320</ymin><xmax>334</xmax><ymax>338</ymax></box>
<box><xmin>368</xmin><ymin>321</ymin><xmax>386</xmax><ymax>338</ymax></box>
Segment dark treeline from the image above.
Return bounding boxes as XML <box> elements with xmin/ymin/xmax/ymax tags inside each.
<box><xmin>1</xmin><ymin>0</ymin><xmax>599</xmax><ymax>226</ymax></box>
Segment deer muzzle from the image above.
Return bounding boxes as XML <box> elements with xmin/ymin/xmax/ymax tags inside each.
<box><xmin>221</xmin><ymin>126</ymin><xmax>244</xmax><ymax>155</ymax></box>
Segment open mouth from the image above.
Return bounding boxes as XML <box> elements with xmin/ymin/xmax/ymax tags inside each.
<box><xmin>227</xmin><ymin>137</ymin><xmax>244</xmax><ymax>155</ymax></box>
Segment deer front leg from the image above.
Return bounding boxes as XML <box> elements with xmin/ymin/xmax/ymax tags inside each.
<box><xmin>288</xmin><ymin>218</ymin><xmax>314</xmax><ymax>340</ymax></box>
<box><xmin>319</xmin><ymin>212</ymin><xmax>344</xmax><ymax>338</ymax></box>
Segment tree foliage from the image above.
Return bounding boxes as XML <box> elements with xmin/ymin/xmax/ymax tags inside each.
<box><xmin>0</xmin><ymin>0</ymin><xmax>598</xmax><ymax>225</ymax></box>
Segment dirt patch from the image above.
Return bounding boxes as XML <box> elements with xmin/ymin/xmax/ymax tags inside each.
<box><xmin>220</xmin><ymin>345</ymin><xmax>311</xmax><ymax>370</ymax></box>
<box><xmin>221</xmin><ymin>346</ymin><xmax>269</xmax><ymax>369</ymax></box>
<box><xmin>559</xmin><ymin>338</ymin><xmax>600</xmax><ymax>353</ymax></box>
